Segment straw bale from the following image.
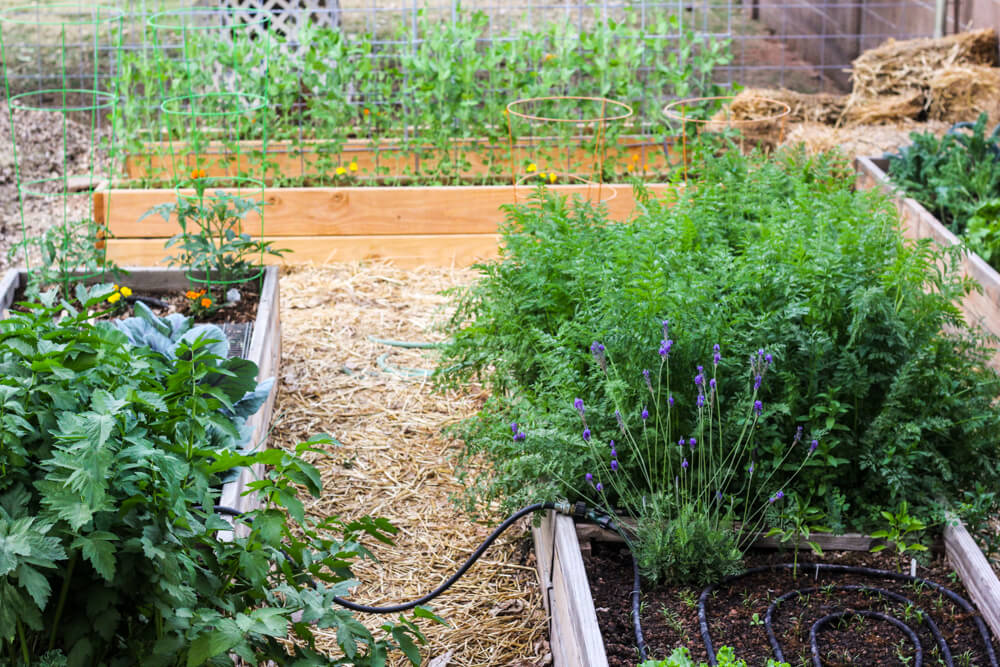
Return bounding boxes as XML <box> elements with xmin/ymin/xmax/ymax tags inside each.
<box><xmin>842</xmin><ymin>90</ymin><xmax>925</xmax><ymax>126</ymax></box>
<box><xmin>850</xmin><ymin>28</ymin><xmax>998</xmax><ymax>100</ymax></box>
<box><xmin>271</xmin><ymin>262</ymin><xmax>549</xmax><ymax>666</ymax></box>
<box><xmin>730</xmin><ymin>88</ymin><xmax>847</xmax><ymax>125</ymax></box>
<box><xmin>928</xmin><ymin>64</ymin><xmax>1000</xmax><ymax>124</ymax></box>
<box><xmin>782</xmin><ymin>120</ymin><xmax>950</xmax><ymax>160</ymax></box>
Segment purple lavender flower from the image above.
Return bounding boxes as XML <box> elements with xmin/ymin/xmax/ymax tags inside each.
<box><xmin>793</xmin><ymin>426</ymin><xmax>803</xmax><ymax>445</ymax></box>
<box><xmin>585</xmin><ymin>472</ymin><xmax>593</xmax><ymax>483</ymax></box>
<box><xmin>668</xmin><ymin>395</ymin><xmax>674</xmax><ymax>407</ymax></box>
<box><xmin>574</xmin><ymin>397</ymin><xmax>585</xmax><ymax>415</ymax></box>
<box><xmin>659</xmin><ymin>339</ymin><xmax>673</xmax><ymax>357</ymax></box>
<box><xmin>596</xmin><ymin>482</ymin><xmax>604</xmax><ymax>492</ymax></box>
<box><xmin>681</xmin><ymin>458</ymin><xmax>689</xmax><ymax>469</ymax></box>
<box><xmin>678</xmin><ymin>438</ymin><xmax>686</xmax><ymax>447</ymax></box>
<box><xmin>753</xmin><ymin>374</ymin><xmax>762</xmax><ymax>391</ymax></box>
<box><xmin>809</xmin><ymin>439</ymin><xmax>819</xmax><ymax>454</ymax></box>
<box><xmin>643</xmin><ymin>369</ymin><xmax>653</xmax><ymax>393</ymax></box>
<box><xmin>610</xmin><ymin>460</ymin><xmax>619</xmax><ymax>472</ymax></box>
<box><xmin>753</xmin><ymin>400</ymin><xmax>763</xmax><ymax>415</ymax></box>
<box><xmin>697</xmin><ymin>394</ymin><xmax>705</xmax><ymax>408</ymax></box>
<box><xmin>641</xmin><ymin>407</ymin><xmax>649</xmax><ymax>421</ymax></box>
<box><xmin>511</xmin><ymin>422</ymin><xmax>518</xmax><ymax>434</ymax></box>
<box><xmin>591</xmin><ymin>341</ymin><xmax>608</xmax><ymax>372</ymax></box>
<box><xmin>765</xmin><ymin>353</ymin><xmax>773</xmax><ymax>365</ymax></box>
<box><xmin>582</xmin><ymin>428</ymin><xmax>591</xmax><ymax>441</ymax></box>
<box><xmin>769</xmin><ymin>490</ymin><xmax>785</xmax><ymax>504</ymax></box>
<box><xmin>662</xmin><ymin>319</ymin><xmax>670</xmax><ymax>339</ymax></box>
<box><xmin>689</xmin><ymin>437</ymin><xmax>697</xmax><ymax>450</ymax></box>
<box><xmin>713</xmin><ymin>343</ymin><xmax>721</xmax><ymax>366</ymax></box>
<box><xmin>748</xmin><ymin>462</ymin><xmax>755</xmax><ymax>474</ymax></box>
<box><xmin>611</xmin><ymin>447</ymin><xmax>617</xmax><ymax>458</ymax></box>
<box><xmin>515</xmin><ymin>432</ymin><xmax>526</xmax><ymax>442</ymax></box>
<box><xmin>694</xmin><ymin>372</ymin><xmax>704</xmax><ymax>387</ymax></box>
<box><xmin>716</xmin><ymin>490</ymin><xmax>723</xmax><ymax>501</ymax></box>
<box><xmin>709</xmin><ymin>378</ymin><xmax>716</xmax><ymax>392</ymax></box>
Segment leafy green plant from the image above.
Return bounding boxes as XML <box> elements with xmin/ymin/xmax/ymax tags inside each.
<box><xmin>957</xmin><ymin>483</ymin><xmax>1000</xmax><ymax>565</ymax></box>
<box><xmin>638</xmin><ymin>645</ymin><xmax>789</xmax><ymax>667</ymax></box>
<box><xmin>13</xmin><ymin>217</ymin><xmax>121</xmax><ymax>302</ymax></box>
<box><xmin>141</xmin><ymin>172</ymin><xmax>287</xmax><ymax>310</ymax></box>
<box><xmin>0</xmin><ymin>286</ymin><xmax>432</xmax><ymax>665</ymax></box>
<box><xmin>439</xmin><ymin>148</ymin><xmax>1000</xmax><ymax>535</ymax></box>
<box><xmin>765</xmin><ymin>491</ymin><xmax>831</xmax><ymax>578</ymax></box>
<box><xmin>887</xmin><ymin>112</ymin><xmax>1000</xmax><ymax>264</ymax></box>
<box><xmin>870</xmin><ymin>501</ymin><xmax>929</xmax><ymax>572</ymax></box>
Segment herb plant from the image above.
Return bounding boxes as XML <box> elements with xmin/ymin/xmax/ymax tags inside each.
<box><xmin>0</xmin><ymin>287</ymin><xmax>431</xmax><ymax>665</ymax></box>
<box><xmin>870</xmin><ymin>501</ymin><xmax>930</xmax><ymax>572</ymax></box>
<box><xmin>439</xmin><ymin>148</ymin><xmax>1000</xmax><ymax>534</ymax></box>
<box><xmin>639</xmin><ymin>645</ymin><xmax>789</xmax><ymax>667</ymax></box>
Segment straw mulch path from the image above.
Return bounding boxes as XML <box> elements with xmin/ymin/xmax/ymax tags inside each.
<box><xmin>270</xmin><ymin>263</ymin><xmax>550</xmax><ymax>667</ymax></box>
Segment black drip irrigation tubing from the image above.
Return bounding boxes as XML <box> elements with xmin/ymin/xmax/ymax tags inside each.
<box><xmin>765</xmin><ymin>584</ymin><xmax>951</xmax><ymax>665</ymax></box>
<box><xmin>214</xmin><ymin>502</ymin><xmax>557</xmax><ymax>613</ymax></box>
<box><xmin>810</xmin><ymin>610</ymin><xmax>923</xmax><ymax>667</ymax></box>
<box><xmin>699</xmin><ymin>563</ymin><xmax>998</xmax><ymax>667</ymax></box>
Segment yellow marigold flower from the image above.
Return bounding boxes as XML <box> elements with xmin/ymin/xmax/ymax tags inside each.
<box><xmin>107</xmin><ymin>292</ymin><xmax>121</xmax><ymax>304</ymax></box>
<box><xmin>543</xmin><ymin>53</ymin><xmax>555</xmax><ymax>63</ymax></box>
<box><xmin>120</xmin><ymin>286</ymin><xmax>132</xmax><ymax>297</ymax></box>
<box><xmin>549</xmin><ymin>172</ymin><xmax>557</xmax><ymax>183</ymax></box>
<box><xmin>335</xmin><ymin>166</ymin><xmax>347</xmax><ymax>176</ymax></box>
<box><xmin>200</xmin><ymin>297</ymin><xmax>212</xmax><ymax>308</ymax></box>
<box><xmin>349</xmin><ymin>161</ymin><xmax>358</xmax><ymax>172</ymax></box>
<box><xmin>526</xmin><ymin>162</ymin><xmax>537</xmax><ymax>173</ymax></box>
<box><xmin>112</xmin><ymin>284</ymin><xmax>119</xmax><ymax>291</ymax></box>
<box><xmin>632</xmin><ymin>154</ymin><xmax>640</xmax><ymax>162</ymax></box>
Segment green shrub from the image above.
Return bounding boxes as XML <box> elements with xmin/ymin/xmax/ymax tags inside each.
<box><xmin>439</xmin><ymin>148</ymin><xmax>1000</xmax><ymax>532</ymax></box>
<box><xmin>0</xmin><ymin>287</ymin><xmax>431</xmax><ymax>666</ymax></box>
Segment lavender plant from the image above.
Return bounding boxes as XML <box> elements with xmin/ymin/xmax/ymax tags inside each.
<box><xmin>541</xmin><ymin>328</ymin><xmax>819</xmax><ymax>585</ymax></box>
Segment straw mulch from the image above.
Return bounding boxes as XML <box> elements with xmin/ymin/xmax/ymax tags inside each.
<box><xmin>270</xmin><ymin>263</ymin><xmax>550</xmax><ymax>667</ymax></box>
<box><xmin>783</xmin><ymin>119</ymin><xmax>950</xmax><ymax>159</ymax></box>
<box><xmin>728</xmin><ymin>88</ymin><xmax>847</xmax><ymax>125</ymax></box>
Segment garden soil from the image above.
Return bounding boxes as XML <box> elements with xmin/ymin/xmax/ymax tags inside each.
<box><xmin>587</xmin><ymin>541</ymin><xmax>1000</xmax><ymax>666</ymax></box>
<box><xmin>270</xmin><ymin>263</ymin><xmax>549</xmax><ymax>667</ymax></box>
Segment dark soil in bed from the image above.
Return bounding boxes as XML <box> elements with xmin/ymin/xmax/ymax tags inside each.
<box><xmin>585</xmin><ymin>540</ymin><xmax>1000</xmax><ymax>666</ymax></box>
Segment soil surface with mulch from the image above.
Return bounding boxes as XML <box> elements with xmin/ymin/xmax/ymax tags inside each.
<box><xmin>587</xmin><ymin>540</ymin><xmax>1000</xmax><ymax>666</ymax></box>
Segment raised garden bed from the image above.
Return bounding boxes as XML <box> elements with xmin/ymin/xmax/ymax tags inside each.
<box><xmin>532</xmin><ymin>511</ymin><xmax>1000</xmax><ymax>666</ymax></box>
<box><xmin>123</xmin><ymin>135</ymin><xmax>674</xmax><ymax>182</ymax></box>
<box><xmin>93</xmin><ymin>181</ymin><xmax>677</xmax><ymax>267</ymax></box>
<box><xmin>855</xmin><ymin>156</ymin><xmax>1000</xmax><ymax>368</ymax></box>
<box><xmin>0</xmin><ymin>265</ymin><xmax>281</xmax><ymax>518</ymax></box>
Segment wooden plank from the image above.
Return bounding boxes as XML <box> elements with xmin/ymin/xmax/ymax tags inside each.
<box><xmin>0</xmin><ymin>268</ymin><xmax>21</xmax><ymax>314</ymax></box>
<box><xmin>105</xmin><ymin>234</ymin><xmax>502</xmax><ymax>268</ymax></box>
<box><xmin>943</xmin><ymin>514</ymin><xmax>1000</xmax><ymax>640</ymax></box>
<box><xmin>855</xmin><ymin>156</ymin><xmax>1000</xmax><ymax>368</ymax></box>
<box><xmin>533</xmin><ymin>510</ymin><xmax>610</xmax><ymax>667</ymax></box>
<box><xmin>100</xmin><ymin>182</ymin><xmax>677</xmax><ymax>238</ymax></box>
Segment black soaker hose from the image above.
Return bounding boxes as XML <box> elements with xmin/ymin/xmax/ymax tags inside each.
<box><xmin>214</xmin><ymin>502</ymin><xmax>559</xmax><ymax>614</ymax></box>
<box><xmin>698</xmin><ymin>563</ymin><xmax>998</xmax><ymax>667</ymax></box>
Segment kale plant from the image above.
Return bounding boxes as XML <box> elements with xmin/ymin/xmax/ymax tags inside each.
<box><xmin>0</xmin><ymin>286</ymin><xmax>432</xmax><ymax>666</ymax></box>
<box><xmin>439</xmin><ymin>148</ymin><xmax>1000</xmax><ymax>532</ymax></box>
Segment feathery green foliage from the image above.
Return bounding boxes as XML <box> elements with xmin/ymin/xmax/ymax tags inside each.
<box><xmin>438</xmin><ymin>148</ymin><xmax>1000</xmax><ymax>533</ymax></box>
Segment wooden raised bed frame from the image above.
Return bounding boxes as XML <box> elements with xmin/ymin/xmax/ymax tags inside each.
<box><xmin>93</xmin><ymin>181</ymin><xmax>676</xmax><ymax>267</ymax></box>
<box><xmin>855</xmin><ymin>156</ymin><xmax>1000</xmax><ymax>368</ymax></box>
<box><xmin>0</xmin><ymin>266</ymin><xmax>281</xmax><ymax>520</ymax></box>
<box><xmin>123</xmin><ymin>135</ymin><xmax>673</xmax><ymax>182</ymax></box>
<box><xmin>532</xmin><ymin>511</ymin><xmax>1000</xmax><ymax>666</ymax></box>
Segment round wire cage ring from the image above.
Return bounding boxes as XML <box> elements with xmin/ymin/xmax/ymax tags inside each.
<box><xmin>161</xmin><ymin>92</ymin><xmax>268</xmax><ymax>119</ymax></box>
<box><xmin>174</xmin><ymin>175</ymin><xmax>265</xmax><ymax>202</ymax></box>
<box><xmin>0</xmin><ymin>3</ymin><xmax>124</xmax><ymax>27</ymax></box>
<box><xmin>9</xmin><ymin>88</ymin><xmax>116</xmax><ymax>113</ymax></box>
<box><xmin>147</xmin><ymin>8</ymin><xmax>270</xmax><ymax>31</ymax></box>
<box><xmin>662</xmin><ymin>95</ymin><xmax>792</xmax><ymax>127</ymax></box>
<box><xmin>506</xmin><ymin>96</ymin><xmax>633</xmax><ymax>125</ymax></box>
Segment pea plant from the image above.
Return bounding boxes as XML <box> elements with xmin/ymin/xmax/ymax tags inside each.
<box><xmin>115</xmin><ymin>8</ymin><xmax>734</xmax><ymax>187</ymax></box>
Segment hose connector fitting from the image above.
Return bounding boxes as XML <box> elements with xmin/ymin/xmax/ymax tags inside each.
<box><xmin>552</xmin><ymin>500</ymin><xmax>573</xmax><ymax>515</ymax></box>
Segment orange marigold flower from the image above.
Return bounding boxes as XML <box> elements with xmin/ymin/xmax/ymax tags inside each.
<box><xmin>200</xmin><ymin>297</ymin><xmax>212</xmax><ymax>308</ymax></box>
<box><xmin>185</xmin><ymin>290</ymin><xmax>198</xmax><ymax>299</ymax></box>
<box><xmin>363</xmin><ymin>108</ymin><xmax>370</xmax><ymax>116</ymax></box>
